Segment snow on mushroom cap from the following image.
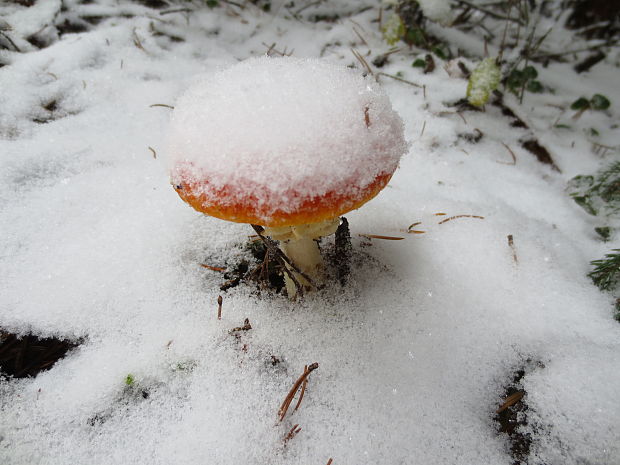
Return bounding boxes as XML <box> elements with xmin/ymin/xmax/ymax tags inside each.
<box><xmin>168</xmin><ymin>56</ymin><xmax>408</xmax><ymax>226</ymax></box>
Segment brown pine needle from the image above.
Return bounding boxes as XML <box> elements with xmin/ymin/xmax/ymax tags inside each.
<box><xmin>434</xmin><ymin>212</ymin><xmax>447</xmax><ymax>216</ymax></box>
<box><xmin>497</xmin><ymin>142</ymin><xmax>517</xmax><ymax>165</ymax></box>
<box><xmin>278</xmin><ymin>363</ymin><xmax>319</xmax><ymax>421</ymax></box>
<box><xmin>149</xmin><ymin>103</ymin><xmax>175</xmax><ymax>109</ymax></box>
<box><xmin>496</xmin><ymin>391</ymin><xmax>524</xmax><ymax>413</ymax></box>
<box><xmin>438</xmin><ymin>215</ymin><xmax>485</xmax><ymax>224</ymax></box>
<box><xmin>294</xmin><ymin>372</ymin><xmax>309</xmax><ymax>412</ymax></box>
<box><xmin>407</xmin><ymin>222</ymin><xmax>422</xmax><ymax>230</ymax></box>
<box><xmin>408</xmin><ymin>230</ymin><xmax>426</xmax><ymax>234</ymax></box>
<box><xmin>217</xmin><ymin>296</ymin><xmax>223</xmax><ymax>320</ymax></box>
<box><xmin>507</xmin><ymin>234</ymin><xmax>518</xmax><ymax>264</ymax></box>
<box><xmin>283</xmin><ymin>424</ymin><xmax>302</xmax><ymax>443</ymax></box>
<box><xmin>359</xmin><ymin>234</ymin><xmax>404</xmax><ymax>240</ymax></box>
<box><xmin>200</xmin><ymin>264</ymin><xmax>226</xmax><ymax>272</ymax></box>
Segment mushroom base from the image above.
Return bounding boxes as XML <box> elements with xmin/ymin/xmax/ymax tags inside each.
<box><xmin>264</xmin><ymin>218</ymin><xmax>340</xmax><ymax>298</ymax></box>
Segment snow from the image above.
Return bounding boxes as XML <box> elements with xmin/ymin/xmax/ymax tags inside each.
<box><xmin>168</xmin><ymin>56</ymin><xmax>407</xmax><ymax>224</ymax></box>
<box><xmin>1</xmin><ymin>1</ymin><xmax>620</xmax><ymax>465</ymax></box>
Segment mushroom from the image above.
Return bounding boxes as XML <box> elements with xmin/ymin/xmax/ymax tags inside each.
<box><xmin>168</xmin><ymin>56</ymin><xmax>407</xmax><ymax>298</ymax></box>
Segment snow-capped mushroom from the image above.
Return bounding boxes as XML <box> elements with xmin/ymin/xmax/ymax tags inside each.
<box><xmin>168</xmin><ymin>56</ymin><xmax>407</xmax><ymax>298</ymax></box>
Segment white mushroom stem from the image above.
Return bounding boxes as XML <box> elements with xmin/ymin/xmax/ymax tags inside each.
<box><xmin>263</xmin><ymin>218</ymin><xmax>340</xmax><ymax>298</ymax></box>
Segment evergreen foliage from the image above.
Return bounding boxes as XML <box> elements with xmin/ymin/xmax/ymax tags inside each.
<box><xmin>569</xmin><ymin>161</ymin><xmax>620</xmax><ymax>216</ymax></box>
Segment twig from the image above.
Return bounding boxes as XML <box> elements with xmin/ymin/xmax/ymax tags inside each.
<box><xmin>229</xmin><ymin>318</ymin><xmax>251</xmax><ymax>333</ymax></box>
<box><xmin>456</xmin><ymin>0</ymin><xmax>524</xmax><ymax>25</ymax></box>
<box><xmin>278</xmin><ymin>363</ymin><xmax>319</xmax><ymax>421</ymax></box>
<box><xmin>149</xmin><ymin>103</ymin><xmax>174</xmax><ymax>109</ymax></box>
<box><xmin>217</xmin><ymin>295</ymin><xmax>223</xmax><ymax>320</ymax></box>
<box><xmin>376</xmin><ymin>72</ymin><xmax>422</xmax><ymax>88</ymax></box>
<box><xmin>351</xmin><ymin>48</ymin><xmax>373</xmax><ymax>76</ymax></box>
<box><xmin>159</xmin><ymin>8</ymin><xmax>192</xmax><ymax>15</ymax></box>
<box><xmin>438</xmin><ymin>215</ymin><xmax>485</xmax><ymax>224</ymax></box>
<box><xmin>352</xmin><ymin>26</ymin><xmax>369</xmax><ymax>49</ymax></box>
<box><xmin>419</xmin><ymin>120</ymin><xmax>426</xmax><ymax>138</ymax></box>
<box><xmin>0</xmin><ymin>31</ymin><xmax>21</xmax><ymax>52</ymax></box>
<box><xmin>497</xmin><ymin>142</ymin><xmax>517</xmax><ymax>165</ymax></box>
<box><xmin>148</xmin><ymin>146</ymin><xmax>157</xmax><ymax>159</ymax></box>
<box><xmin>295</xmin><ymin>0</ymin><xmax>324</xmax><ymax>16</ymax></box>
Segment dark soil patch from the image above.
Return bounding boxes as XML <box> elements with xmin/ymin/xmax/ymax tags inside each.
<box><xmin>495</xmin><ymin>360</ymin><xmax>545</xmax><ymax>465</ymax></box>
<box><xmin>0</xmin><ymin>330</ymin><xmax>79</xmax><ymax>378</ymax></box>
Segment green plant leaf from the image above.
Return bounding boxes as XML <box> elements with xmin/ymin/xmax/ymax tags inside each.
<box><xmin>590</xmin><ymin>94</ymin><xmax>611</xmax><ymax>110</ymax></box>
<box><xmin>412</xmin><ymin>58</ymin><xmax>426</xmax><ymax>68</ymax></box>
<box><xmin>527</xmin><ymin>80</ymin><xmax>543</xmax><ymax>93</ymax></box>
<box><xmin>125</xmin><ymin>374</ymin><xmax>135</xmax><ymax>386</ymax></box>
<box><xmin>571</xmin><ymin>97</ymin><xmax>590</xmax><ymax>111</ymax></box>
<box><xmin>382</xmin><ymin>14</ymin><xmax>405</xmax><ymax>46</ymax></box>
<box><xmin>523</xmin><ymin>65</ymin><xmax>538</xmax><ymax>79</ymax></box>
<box><xmin>595</xmin><ymin>227</ymin><xmax>611</xmax><ymax>241</ymax></box>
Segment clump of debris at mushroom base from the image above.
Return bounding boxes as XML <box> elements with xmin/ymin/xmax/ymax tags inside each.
<box><xmin>168</xmin><ymin>56</ymin><xmax>408</xmax><ymax>298</ymax></box>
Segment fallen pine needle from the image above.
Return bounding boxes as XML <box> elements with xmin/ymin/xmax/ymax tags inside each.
<box><xmin>438</xmin><ymin>215</ymin><xmax>485</xmax><ymax>224</ymax></box>
<box><xmin>200</xmin><ymin>264</ymin><xmax>226</xmax><ymax>272</ymax></box>
<box><xmin>497</xmin><ymin>142</ymin><xmax>517</xmax><ymax>165</ymax></box>
<box><xmin>408</xmin><ymin>230</ymin><xmax>426</xmax><ymax>234</ymax></box>
<box><xmin>217</xmin><ymin>295</ymin><xmax>223</xmax><ymax>320</ymax></box>
<box><xmin>279</xmin><ymin>363</ymin><xmax>319</xmax><ymax>421</ymax></box>
<box><xmin>496</xmin><ymin>391</ymin><xmax>524</xmax><ymax>413</ymax></box>
<box><xmin>149</xmin><ymin>103</ymin><xmax>175</xmax><ymax>109</ymax></box>
<box><xmin>434</xmin><ymin>212</ymin><xmax>447</xmax><ymax>216</ymax></box>
<box><xmin>507</xmin><ymin>234</ymin><xmax>518</xmax><ymax>263</ymax></box>
<box><xmin>148</xmin><ymin>146</ymin><xmax>157</xmax><ymax>159</ymax></box>
<box><xmin>294</xmin><ymin>369</ymin><xmax>309</xmax><ymax>412</ymax></box>
<box><xmin>283</xmin><ymin>424</ymin><xmax>302</xmax><ymax>443</ymax></box>
<box><xmin>359</xmin><ymin>234</ymin><xmax>404</xmax><ymax>240</ymax></box>
<box><xmin>407</xmin><ymin>221</ymin><xmax>422</xmax><ymax>230</ymax></box>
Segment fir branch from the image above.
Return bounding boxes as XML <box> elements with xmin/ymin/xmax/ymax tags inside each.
<box><xmin>589</xmin><ymin>249</ymin><xmax>620</xmax><ymax>291</ymax></box>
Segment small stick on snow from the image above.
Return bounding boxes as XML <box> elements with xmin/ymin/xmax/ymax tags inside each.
<box><xmin>408</xmin><ymin>222</ymin><xmax>422</xmax><ymax>230</ymax></box>
<box><xmin>496</xmin><ymin>390</ymin><xmax>524</xmax><ymax>413</ymax></box>
<box><xmin>419</xmin><ymin>120</ymin><xmax>426</xmax><ymax>138</ymax></box>
<box><xmin>497</xmin><ymin>142</ymin><xmax>517</xmax><ymax>165</ymax></box>
<box><xmin>359</xmin><ymin>234</ymin><xmax>404</xmax><ymax>240</ymax></box>
<box><xmin>148</xmin><ymin>146</ymin><xmax>157</xmax><ymax>159</ymax></box>
<box><xmin>352</xmin><ymin>26</ymin><xmax>370</xmax><ymax>49</ymax></box>
<box><xmin>507</xmin><ymin>235</ymin><xmax>518</xmax><ymax>264</ymax></box>
<box><xmin>376</xmin><ymin>72</ymin><xmax>422</xmax><ymax>88</ymax></box>
<box><xmin>149</xmin><ymin>103</ymin><xmax>175</xmax><ymax>109</ymax></box>
<box><xmin>283</xmin><ymin>424</ymin><xmax>302</xmax><ymax>443</ymax></box>
<box><xmin>438</xmin><ymin>215</ymin><xmax>485</xmax><ymax>224</ymax></box>
<box><xmin>278</xmin><ymin>363</ymin><xmax>319</xmax><ymax>421</ymax></box>
<box><xmin>229</xmin><ymin>318</ymin><xmax>251</xmax><ymax>334</ymax></box>
<box><xmin>217</xmin><ymin>296</ymin><xmax>223</xmax><ymax>320</ymax></box>
<box><xmin>351</xmin><ymin>48</ymin><xmax>373</xmax><ymax>76</ymax></box>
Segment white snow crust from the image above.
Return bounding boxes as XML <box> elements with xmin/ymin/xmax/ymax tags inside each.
<box><xmin>1</xmin><ymin>2</ymin><xmax>619</xmax><ymax>465</ymax></box>
<box><xmin>168</xmin><ymin>56</ymin><xmax>406</xmax><ymax>219</ymax></box>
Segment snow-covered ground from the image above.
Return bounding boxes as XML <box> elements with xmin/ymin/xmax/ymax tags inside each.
<box><xmin>1</xmin><ymin>1</ymin><xmax>619</xmax><ymax>464</ymax></box>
